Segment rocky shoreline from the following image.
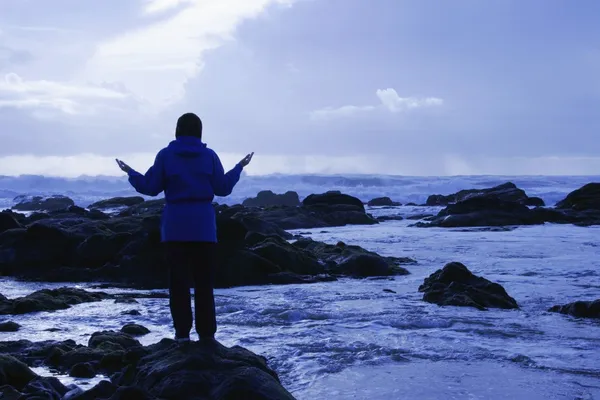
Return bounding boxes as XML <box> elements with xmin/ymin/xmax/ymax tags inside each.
<box><xmin>1</xmin><ymin>182</ymin><xmax>599</xmax><ymax>398</ymax></box>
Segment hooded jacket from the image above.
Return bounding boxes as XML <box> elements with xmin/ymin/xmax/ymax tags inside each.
<box><xmin>127</xmin><ymin>136</ymin><xmax>243</xmax><ymax>242</ymax></box>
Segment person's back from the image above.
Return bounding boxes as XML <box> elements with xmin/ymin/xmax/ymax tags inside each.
<box><xmin>116</xmin><ymin>112</ymin><xmax>253</xmax><ymax>343</ymax></box>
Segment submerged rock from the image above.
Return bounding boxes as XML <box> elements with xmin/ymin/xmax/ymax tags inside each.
<box><xmin>0</xmin><ymin>287</ymin><xmax>111</xmax><ymax>315</ymax></box>
<box><xmin>0</xmin><ymin>321</ymin><xmax>21</xmax><ymax>332</ymax></box>
<box><xmin>121</xmin><ymin>324</ymin><xmax>151</xmax><ymax>336</ymax></box>
<box><xmin>548</xmin><ymin>299</ymin><xmax>600</xmax><ymax>319</ymax></box>
<box><xmin>418</xmin><ymin>262</ymin><xmax>519</xmax><ymax>310</ymax></box>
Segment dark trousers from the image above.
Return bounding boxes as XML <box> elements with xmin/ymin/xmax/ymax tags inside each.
<box><xmin>164</xmin><ymin>242</ymin><xmax>217</xmax><ymax>339</ymax></box>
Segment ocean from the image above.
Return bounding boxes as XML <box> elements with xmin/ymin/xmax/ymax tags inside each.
<box><xmin>1</xmin><ymin>174</ymin><xmax>599</xmax><ymax>399</ymax></box>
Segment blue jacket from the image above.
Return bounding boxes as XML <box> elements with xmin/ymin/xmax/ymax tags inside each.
<box><xmin>127</xmin><ymin>136</ymin><xmax>243</xmax><ymax>242</ymax></box>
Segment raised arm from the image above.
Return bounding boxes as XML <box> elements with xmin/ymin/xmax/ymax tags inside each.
<box><xmin>210</xmin><ymin>151</ymin><xmax>243</xmax><ymax>197</ymax></box>
<box><xmin>125</xmin><ymin>150</ymin><xmax>166</xmax><ymax>196</ymax></box>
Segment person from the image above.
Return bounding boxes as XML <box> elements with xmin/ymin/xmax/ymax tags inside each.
<box><xmin>115</xmin><ymin>112</ymin><xmax>253</xmax><ymax>344</ymax></box>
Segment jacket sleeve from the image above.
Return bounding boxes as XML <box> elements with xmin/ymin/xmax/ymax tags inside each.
<box><xmin>127</xmin><ymin>150</ymin><xmax>166</xmax><ymax>196</ymax></box>
<box><xmin>210</xmin><ymin>151</ymin><xmax>243</xmax><ymax>197</ymax></box>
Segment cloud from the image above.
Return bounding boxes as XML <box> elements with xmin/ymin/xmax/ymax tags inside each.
<box><xmin>376</xmin><ymin>88</ymin><xmax>443</xmax><ymax>112</ymax></box>
<box><xmin>310</xmin><ymin>88</ymin><xmax>443</xmax><ymax>120</ymax></box>
<box><xmin>0</xmin><ymin>72</ymin><xmax>132</xmax><ymax>115</ymax></box>
<box><xmin>80</xmin><ymin>0</ymin><xmax>296</xmax><ymax>110</ymax></box>
<box><xmin>309</xmin><ymin>105</ymin><xmax>376</xmax><ymax>120</ymax></box>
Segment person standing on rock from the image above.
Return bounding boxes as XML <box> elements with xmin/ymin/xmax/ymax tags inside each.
<box><xmin>115</xmin><ymin>112</ymin><xmax>253</xmax><ymax>344</ymax></box>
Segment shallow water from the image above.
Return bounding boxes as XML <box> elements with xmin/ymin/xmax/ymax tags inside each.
<box><xmin>1</xmin><ymin>206</ymin><xmax>599</xmax><ymax>399</ymax></box>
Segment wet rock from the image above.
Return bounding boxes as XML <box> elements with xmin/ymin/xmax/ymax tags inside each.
<box><xmin>69</xmin><ymin>362</ymin><xmax>97</xmax><ymax>378</ymax></box>
<box><xmin>383</xmin><ymin>289</ymin><xmax>397</xmax><ymax>294</ymax></box>
<box><xmin>12</xmin><ymin>195</ymin><xmax>75</xmax><ymax>212</ymax></box>
<box><xmin>413</xmin><ymin>197</ymin><xmax>545</xmax><ymax>228</ymax></box>
<box><xmin>112</xmin><ymin>339</ymin><xmax>295</xmax><ymax>400</ymax></box>
<box><xmin>556</xmin><ymin>183</ymin><xmax>600</xmax><ymax>210</ymax></box>
<box><xmin>0</xmin><ymin>321</ymin><xmax>21</xmax><ymax>332</ymax></box>
<box><xmin>425</xmin><ymin>182</ymin><xmax>541</xmax><ymax>206</ymax></box>
<box><xmin>88</xmin><ymin>331</ymin><xmax>142</xmax><ymax>351</ymax></box>
<box><xmin>122</xmin><ymin>310</ymin><xmax>142</xmax><ymax>316</ymax></box>
<box><xmin>303</xmin><ymin>191</ymin><xmax>364</xmax><ymax>209</ymax></box>
<box><xmin>121</xmin><ymin>324</ymin><xmax>150</xmax><ymax>336</ymax></box>
<box><xmin>242</xmin><ymin>190</ymin><xmax>301</xmax><ymax>207</ymax></box>
<box><xmin>523</xmin><ymin>197</ymin><xmax>545</xmax><ymax>207</ymax></box>
<box><xmin>0</xmin><ymin>354</ymin><xmax>37</xmax><ymax>390</ymax></box>
<box><xmin>89</xmin><ymin>196</ymin><xmax>146</xmax><ymax>210</ymax></box>
<box><xmin>418</xmin><ymin>262</ymin><xmax>519</xmax><ymax>310</ymax></box>
<box><xmin>0</xmin><ymin>212</ymin><xmax>21</xmax><ymax>234</ymax></box>
<box><xmin>0</xmin><ymin>287</ymin><xmax>111</xmax><ymax>315</ymax></box>
<box><xmin>548</xmin><ymin>299</ymin><xmax>600</xmax><ymax>319</ymax></box>
<box><xmin>64</xmin><ymin>380</ymin><xmax>117</xmax><ymax>400</ymax></box>
<box><xmin>74</xmin><ymin>232</ymin><xmax>132</xmax><ymax>268</ymax></box>
<box><xmin>0</xmin><ymin>194</ymin><xmax>400</xmax><ymax>289</ymax></box>
<box><xmin>293</xmin><ymin>238</ymin><xmax>414</xmax><ymax>277</ymax></box>
<box><xmin>367</xmin><ymin>197</ymin><xmax>401</xmax><ymax>207</ymax></box>
<box><xmin>3</xmin><ymin>376</ymin><xmax>70</xmax><ymax>399</ymax></box>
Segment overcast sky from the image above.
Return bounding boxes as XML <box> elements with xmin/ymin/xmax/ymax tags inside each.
<box><xmin>1</xmin><ymin>0</ymin><xmax>599</xmax><ymax>177</ymax></box>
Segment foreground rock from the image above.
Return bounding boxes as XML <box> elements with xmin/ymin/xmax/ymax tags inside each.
<box><xmin>548</xmin><ymin>299</ymin><xmax>600</xmax><ymax>319</ymax></box>
<box><xmin>425</xmin><ymin>182</ymin><xmax>544</xmax><ymax>207</ymax></box>
<box><xmin>367</xmin><ymin>197</ymin><xmax>401</xmax><ymax>207</ymax></box>
<box><xmin>0</xmin><ymin>287</ymin><xmax>111</xmax><ymax>315</ymax></box>
<box><xmin>556</xmin><ymin>182</ymin><xmax>600</xmax><ymax>212</ymax></box>
<box><xmin>0</xmin><ymin>333</ymin><xmax>295</xmax><ymax>400</ymax></box>
<box><xmin>0</xmin><ymin>192</ymin><xmax>397</xmax><ymax>289</ymax></box>
<box><xmin>418</xmin><ymin>262</ymin><xmax>519</xmax><ymax>310</ymax></box>
<box><xmin>243</xmin><ymin>190</ymin><xmax>301</xmax><ymax>207</ymax></box>
<box><xmin>12</xmin><ymin>195</ymin><xmax>75</xmax><ymax>212</ymax></box>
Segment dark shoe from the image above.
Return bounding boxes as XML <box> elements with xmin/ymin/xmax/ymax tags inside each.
<box><xmin>174</xmin><ymin>335</ymin><xmax>190</xmax><ymax>344</ymax></box>
<box><xmin>199</xmin><ymin>336</ymin><xmax>219</xmax><ymax>348</ymax></box>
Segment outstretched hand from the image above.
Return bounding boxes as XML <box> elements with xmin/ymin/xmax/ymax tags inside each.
<box><xmin>115</xmin><ymin>159</ymin><xmax>132</xmax><ymax>174</ymax></box>
<box><xmin>239</xmin><ymin>152</ymin><xmax>254</xmax><ymax>167</ymax></box>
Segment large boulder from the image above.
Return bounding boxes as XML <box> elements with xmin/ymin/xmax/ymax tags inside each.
<box><xmin>425</xmin><ymin>182</ymin><xmax>543</xmax><ymax>206</ymax></box>
<box><xmin>555</xmin><ymin>183</ymin><xmax>600</xmax><ymax>210</ymax></box>
<box><xmin>367</xmin><ymin>197</ymin><xmax>401</xmax><ymax>207</ymax></box>
<box><xmin>12</xmin><ymin>195</ymin><xmax>75</xmax><ymax>212</ymax></box>
<box><xmin>89</xmin><ymin>196</ymin><xmax>145</xmax><ymax>210</ymax></box>
<box><xmin>243</xmin><ymin>190</ymin><xmax>301</xmax><ymax>207</ymax></box>
<box><xmin>418</xmin><ymin>262</ymin><xmax>519</xmax><ymax>310</ymax></box>
<box><xmin>548</xmin><ymin>299</ymin><xmax>599</xmax><ymax>319</ymax></box>
<box><xmin>303</xmin><ymin>191</ymin><xmax>365</xmax><ymax>210</ymax></box>
<box><xmin>0</xmin><ymin>354</ymin><xmax>38</xmax><ymax>390</ymax></box>
<box><xmin>112</xmin><ymin>339</ymin><xmax>296</xmax><ymax>400</ymax></box>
